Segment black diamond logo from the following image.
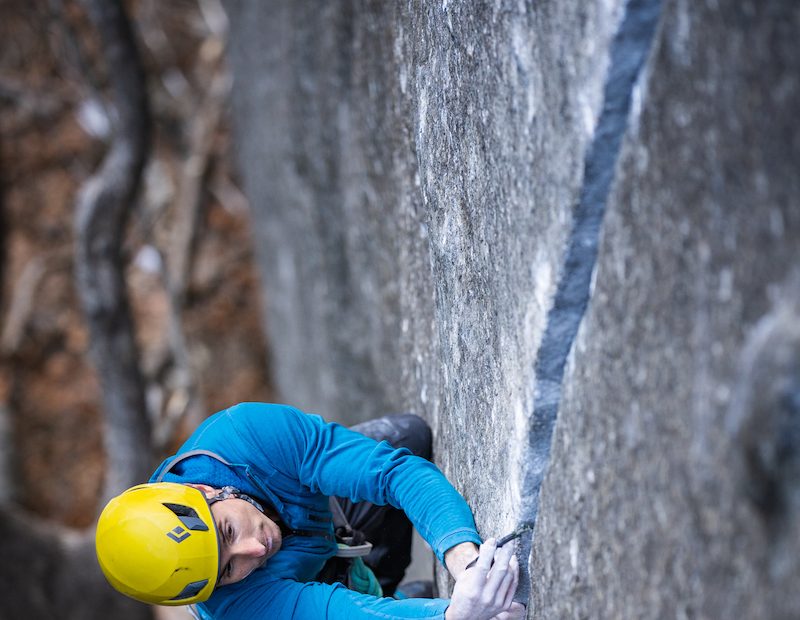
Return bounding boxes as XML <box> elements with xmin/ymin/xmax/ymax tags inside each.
<box><xmin>166</xmin><ymin>526</ymin><xmax>190</xmax><ymax>543</ymax></box>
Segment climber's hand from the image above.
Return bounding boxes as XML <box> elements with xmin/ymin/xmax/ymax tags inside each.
<box><xmin>490</xmin><ymin>602</ymin><xmax>526</xmax><ymax>620</ymax></box>
<box><xmin>444</xmin><ymin>538</ymin><xmax>520</xmax><ymax>620</ymax></box>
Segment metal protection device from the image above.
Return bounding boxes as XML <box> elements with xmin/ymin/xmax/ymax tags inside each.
<box><xmin>96</xmin><ymin>482</ymin><xmax>219</xmax><ymax>605</ymax></box>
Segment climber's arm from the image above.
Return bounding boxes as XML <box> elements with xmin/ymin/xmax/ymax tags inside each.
<box><xmin>444</xmin><ymin>541</ymin><xmax>480</xmax><ymax>579</ymax></box>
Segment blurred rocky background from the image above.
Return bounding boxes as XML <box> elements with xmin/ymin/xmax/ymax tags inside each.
<box><xmin>1</xmin><ymin>0</ymin><xmax>799</xmax><ymax>619</ymax></box>
<box><xmin>0</xmin><ymin>1</ymin><xmax>271</xmax><ymax>617</ymax></box>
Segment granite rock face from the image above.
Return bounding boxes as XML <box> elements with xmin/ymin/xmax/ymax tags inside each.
<box><xmin>225</xmin><ymin>0</ymin><xmax>623</xmax><ymax>570</ymax></box>
<box><xmin>531</xmin><ymin>1</ymin><xmax>800</xmax><ymax>617</ymax></box>
<box><xmin>224</xmin><ymin>0</ymin><xmax>800</xmax><ymax>615</ymax></box>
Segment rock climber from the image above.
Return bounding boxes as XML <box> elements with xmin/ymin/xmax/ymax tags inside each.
<box><xmin>96</xmin><ymin>402</ymin><xmax>525</xmax><ymax>619</ymax></box>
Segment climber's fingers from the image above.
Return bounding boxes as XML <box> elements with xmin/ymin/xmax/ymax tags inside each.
<box><xmin>484</xmin><ymin>542</ymin><xmax>515</xmax><ymax>603</ymax></box>
<box><xmin>491</xmin><ymin>602</ymin><xmax>527</xmax><ymax>620</ymax></box>
<box><xmin>473</xmin><ymin>537</ymin><xmax>497</xmax><ymax>574</ymax></box>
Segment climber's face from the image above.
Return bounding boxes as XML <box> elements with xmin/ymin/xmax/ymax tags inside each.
<box><xmin>190</xmin><ymin>484</ymin><xmax>283</xmax><ymax>586</ymax></box>
<box><xmin>209</xmin><ymin>496</ymin><xmax>283</xmax><ymax>585</ymax></box>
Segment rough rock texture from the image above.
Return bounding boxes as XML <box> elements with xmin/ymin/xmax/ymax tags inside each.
<box><xmin>224</xmin><ymin>0</ymin><xmax>800</xmax><ymax>615</ymax></box>
<box><xmin>531</xmin><ymin>1</ymin><xmax>800</xmax><ymax>618</ymax></box>
<box><xmin>226</xmin><ymin>0</ymin><xmax>622</xmax><ymax>540</ymax></box>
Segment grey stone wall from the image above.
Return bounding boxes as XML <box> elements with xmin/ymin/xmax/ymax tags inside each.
<box><xmin>531</xmin><ymin>1</ymin><xmax>800</xmax><ymax>617</ymax></box>
<box><xmin>224</xmin><ymin>0</ymin><xmax>800</xmax><ymax>615</ymax></box>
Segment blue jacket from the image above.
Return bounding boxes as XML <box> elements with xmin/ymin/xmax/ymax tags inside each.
<box><xmin>149</xmin><ymin>403</ymin><xmax>481</xmax><ymax>619</ymax></box>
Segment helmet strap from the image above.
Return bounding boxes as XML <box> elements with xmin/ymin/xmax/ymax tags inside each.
<box><xmin>207</xmin><ymin>486</ymin><xmax>265</xmax><ymax>514</ymax></box>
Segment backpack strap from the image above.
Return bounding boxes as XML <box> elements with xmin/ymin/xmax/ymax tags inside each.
<box><xmin>154</xmin><ymin>449</ymin><xmax>232</xmax><ymax>482</ymax></box>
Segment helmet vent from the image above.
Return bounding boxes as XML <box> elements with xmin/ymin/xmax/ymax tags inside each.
<box><xmin>170</xmin><ymin>579</ymin><xmax>209</xmax><ymax>601</ymax></box>
<box><xmin>163</xmin><ymin>502</ymin><xmax>209</xmax><ymax>531</ymax></box>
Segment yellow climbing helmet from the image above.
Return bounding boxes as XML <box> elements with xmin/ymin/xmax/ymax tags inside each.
<box><xmin>95</xmin><ymin>482</ymin><xmax>219</xmax><ymax>605</ymax></box>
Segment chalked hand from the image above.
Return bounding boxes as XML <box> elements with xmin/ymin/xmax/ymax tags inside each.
<box><xmin>463</xmin><ymin>524</ymin><xmax>532</xmax><ymax>571</ymax></box>
<box><xmin>445</xmin><ymin>538</ymin><xmax>521</xmax><ymax>620</ymax></box>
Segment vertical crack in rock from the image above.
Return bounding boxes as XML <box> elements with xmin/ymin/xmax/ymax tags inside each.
<box><xmin>517</xmin><ymin>0</ymin><xmax>662</xmax><ymax>594</ymax></box>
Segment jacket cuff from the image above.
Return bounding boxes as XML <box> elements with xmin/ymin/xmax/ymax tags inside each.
<box><xmin>434</xmin><ymin>527</ymin><xmax>482</xmax><ymax>564</ymax></box>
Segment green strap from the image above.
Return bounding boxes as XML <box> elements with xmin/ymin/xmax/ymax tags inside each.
<box><xmin>347</xmin><ymin>556</ymin><xmax>383</xmax><ymax>598</ymax></box>
<box><xmin>335</xmin><ymin>543</ymin><xmax>382</xmax><ymax>597</ymax></box>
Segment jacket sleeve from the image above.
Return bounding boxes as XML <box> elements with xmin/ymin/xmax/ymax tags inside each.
<box><xmin>230</xmin><ymin>403</ymin><xmax>481</xmax><ymax>563</ymax></box>
<box><xmin>204</xmin><ymin>578</ymin><xmax>450</xmax><ymax>620</ymax></box>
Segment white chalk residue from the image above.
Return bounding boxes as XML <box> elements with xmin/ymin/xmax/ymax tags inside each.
<box><xmin>534</xmin><ymin>257</ymin><xmax>553</xmax><ymax>316</ymax></box>
<box><xmin>509</xmin><ymin>397</ymin><xmax>528</xmax><ymax>519</ymax></box>
<box><xmin>569</xmin><ymin>536</ymin><xmax>579</xmax><ymax>572</ymax></box>
<box><xmin>417</xmin><ymin>85</ymin><xmax>428</xmax><ymax>139</ymax></box>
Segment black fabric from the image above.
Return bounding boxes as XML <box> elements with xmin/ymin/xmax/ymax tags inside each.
<box><xmin>325</xmin><ymin>413</ymin><xmax>432</xmax><ymax>596</ymax></box>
